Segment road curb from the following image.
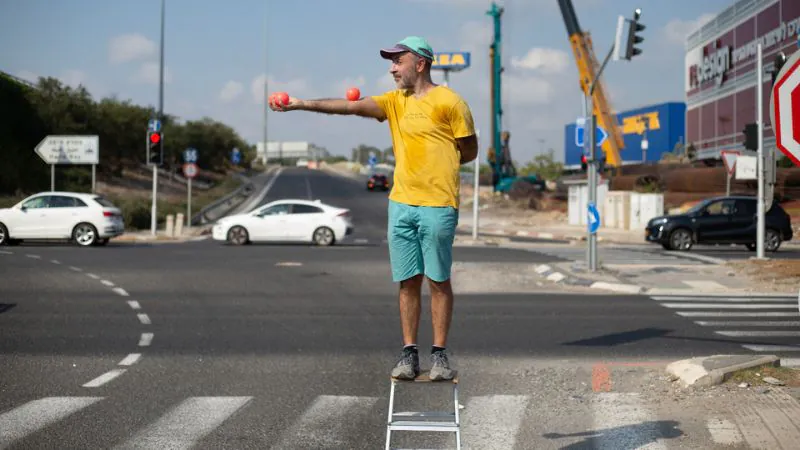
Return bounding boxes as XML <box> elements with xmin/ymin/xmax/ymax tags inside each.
<box><xmin>666</xmin><ymin>354</ymin><xmax>781</xmax><ymax>388</ymax></box>
<box><xmin>457</xmin><ymin>225</ymin><xmax>636</xmax><ymax>245</ymax></box>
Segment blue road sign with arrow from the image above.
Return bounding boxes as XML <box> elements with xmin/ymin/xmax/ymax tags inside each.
<box><xmin>148</xmin><ymin>119</ymin><xmax>161</xmax><ymax>132</ymax></box>
<box><xmin>368</xmin><ymin>152</ymin><xmax>377</xmax><ymax>168</ymax></box>
<box><xmin>575</xmin><ymin>117</ymin><xmax>608</xmax><ymax>148</ymax></box>
<box><xmin>183</xmin><ymin>148</ymin><xmax>198</xmax><ymax>163</ymax></box>
<box><xmin>231</xmin><ymin>148</ymin><xmax>241</xmax><ymax>164</ymax></box>
<box><xmin>587</xmin><ymin>202</ymin><xmax>600</xmax><ymax>234</ymax></box>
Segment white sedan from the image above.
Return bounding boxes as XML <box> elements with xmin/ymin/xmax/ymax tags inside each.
<box><xmin>0</xmin><ymin>191</ymin><xmax>125</xmax><ymax>247</ymax></box>
<box><xmin>212</xmin><ymin>199</ymin><xmax>354</xmax><ymax>246</ymax></box>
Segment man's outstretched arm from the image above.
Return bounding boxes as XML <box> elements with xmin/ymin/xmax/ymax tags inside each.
<box><xmin>457</xmin><ymin>134</ymin><xmax>478</xmax><ymax>164</ymax></box>
<box><xmin>271</xmin><ymin>96</ymin><xmax>386</xmax><ymax>121</ymax></box>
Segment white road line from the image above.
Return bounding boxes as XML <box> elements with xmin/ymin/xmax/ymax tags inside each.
<box><xmin>87</xmin><ymin>273</ymin><xmax>100</xmax><ymax>279</ymax></box>
<box><xmin>461</xmin><ymin>395</ymin><xmax>529</xmax><ymax>450</ymax></box>
<box><xmin>706</xmin><ymin>418</ymin><xmax>743</xmax><ymax>446</ymax></box>
<box><xmin>742</xmin><ymin>344</ymin><xmax>800</xmax><ymax>352</ymax></box>
<box><xmin>139</xmin><ymin>333</ymin><xmax>154</xmax><ymax>347</ymax></box>
<box><xmin>113</xmin><ymin>397</ymin><xmax>253</xmax><ymax>450</ymax></box>
<box><xmin>716</xmin><ymin>330</ymin><xmax>800</xmax><ymax>337</ymax></box>
<box><xmin>118</xmin><ymin>353</ymin><xmax>141</xmax><ymax>366</ymax></box>
<box><xmin>50</xmin><ymin>259</ymin><xmax>60</xmax><ymax>264</ymax></box>
<box><xmin>661</xmin><ymin>303</ymin><xmax>797</xmax><ymax>309</ymax></box>
<box><xmin>112</xmin><ymin>287</ymin><xmax>129</xmax><ymax>297</ymax></box>
<box><xmin>653</xmin><ymin>296</ymin><xmax>796</xmax><ymax>303</ymax></box>
<box><xmin>0</xmin><ymin>397</ymin><xmax>104</xmax><ymax>448</ymax></box>
<box><xmin>137</xmin><ymin>314</ymin><xmax>151</xmax><ymax>325</ymax></box>
<box><xmin>0</xmin><ymin>250</ymin><xmax>12</xmax><ymax>255</ymax></box>
<box><xmin>274</xmin><ymin>395</ymin><xmax>378</xmax><ymax>449</ymax></box>
<box><xmin>25</xmin><ymin>254</ymin><xmax>40</xmax><ymax>259</ymax></box>
<box><xmin>354</xmin><ymin>238</ymin><xmax>369</xmax><ymax>244</ymax></box>
<box><xmin>677</xmin><ymin>312</ymin><xmax>798</xmax><ymax>317</ymax></box>
<box><xmin>682</xmin><ymin>280</ymin><xmax>725</xmax><ymax>289</ymax></box>
<box><xmin>69</xmin><ymin>266</ymin><xmax>82</xmax><ymax>272</ymax></box>
<box><xmin>696</xmin><ymin>321</ymin><xmax>800</xmax><ymax>327</ymax></box>
<box><xmin>592</xmin><ymin>392</ymin><xmax>667</xmax><ymax>450</ymax></box>
<box><xmin>101</xmin><ymin>280</ymin><xmax>115</xmax><ymax>287</ymax></box>
<box><xmin>127</xmin><ymin>301</ymin><xmax>141</xmax><ymax>310</ymax></box>
<box><xmin>82</xmin><ymin>369</ymin><xmax>127</xmax><ymax>388</ymax></box>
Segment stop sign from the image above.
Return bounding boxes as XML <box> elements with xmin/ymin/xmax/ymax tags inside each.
<box><xmin>770</xmin><ymin>50</ymin><xmax>800</xmax><ymax>167</ymax></box>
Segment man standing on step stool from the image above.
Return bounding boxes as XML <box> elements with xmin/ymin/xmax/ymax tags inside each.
<box><xmin>267</xmin><ymin>36</ymin><xmax>478</xmax><ymax>381</ymax></box>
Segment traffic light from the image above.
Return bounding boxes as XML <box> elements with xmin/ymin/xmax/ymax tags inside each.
<box><xmin>742</xmin><ymin>123</ymin><xmax>758</xmax><ymax>151</ymax></box>
<box><xmin>772</xmin><ymin>52</ymin><xmax>787</xmax><ymax>86</ymax></box>
<box><xmin>147</xmin><ymin>130</ymin><xmax>163</xmax><ymax>165</ymax></box>
<box><xmin>624</xmin><ymin>9</ymin><xmax>645</xmax><ymax>60</ymax></box>
<box><xmin>581</xmin><ymin>154</ymin><xmax>588</xmax><ymax>171</ymax></box>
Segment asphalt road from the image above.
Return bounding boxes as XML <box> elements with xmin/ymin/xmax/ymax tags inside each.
<box><xmin>1</xmin><ymin>168</ymin><xmax>798</xmax><ymax>449</ymax></box>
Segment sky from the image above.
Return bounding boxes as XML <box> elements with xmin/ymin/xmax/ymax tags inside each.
<box><xmin>0</xmin><ymin>0</ymin><xmax>734</xmax><ymax>164</ymax></box>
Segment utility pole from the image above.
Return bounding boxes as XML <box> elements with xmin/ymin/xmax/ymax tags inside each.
<box><xmin>756</xmin><ymin>43</ymin><xmax>765</xmax><ymax>259</ymax></box>
<box><xmin>487</xmin><ymin>2</ymin><xmax>504</xmax><ymax>191</ymax></box>
<box><xmin>262</xmin><ymin>1</ymin><xmax>269</xmax><ymax>169</ymax></box>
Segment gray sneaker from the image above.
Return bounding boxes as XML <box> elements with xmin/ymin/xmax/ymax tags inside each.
<box><xmin>391</xmin><ymin>349</ymin><xmax>420</xmax><ymax>380</ymax></box>
<box><xmin>429</xmin><ymin>351</ymin><xmax>455</xmax><ymax>380</ymax></box>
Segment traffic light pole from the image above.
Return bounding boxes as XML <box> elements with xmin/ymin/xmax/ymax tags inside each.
<box><xmin>757</xmin><ymin>43</ymin><xmax>765</xmax><ymax>259</ymax></box>
<box><xmin>152</xmin><ymin>0</ymin><xmax>165</xmax><ymax>236</ymax></box>
<box><xmin>585</xmin><ymin>43</ymin><xmax>617</xmax><ymax>272</ymax></box>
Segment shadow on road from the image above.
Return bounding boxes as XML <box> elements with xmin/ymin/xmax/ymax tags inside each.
<box><xmin>562</xmin><ymin>328</ymin><xmax>674</xmax><ymax>347</ymax></box>
<box><xmin>543</xmin><ymin>420</ymin><xmax>683</xmax><ymax>449</ymax></box>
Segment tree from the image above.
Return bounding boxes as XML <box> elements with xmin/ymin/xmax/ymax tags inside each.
<box><xmin>518</xmin><ymin>149</ymin><xmax>563</xmax><ymax>181</ymax></box>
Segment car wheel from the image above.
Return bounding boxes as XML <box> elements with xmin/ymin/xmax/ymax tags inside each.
<box><xmin>73</xmin><ymin>223</ymin><xmax>98</xmax><ymax>247</ymax></box>
<box><xmin>94</xmin><ymin>238</ymin><xmax>109</xmax><ymax>246</ymax></box>
<box><xmin>661</xmin><ymin>243</ymin><xmax>671</xmax><ymax>250</ymax></box>
<box><xmin>669</xmin><ymin>228</ymin><xmax>693</xmax><ymax>251</ymax></box>
<box><xmin>746</xmin><ymin>243</ymin><xmax>756</xmax><ymax>251</ymax></box>
<box><xmin>0</xmin><ymin>223</ymin><xmax>8</xmax><ymax>246</ymax></box>
<box><xmin>765</xmin><ymin>228</ymin><xmax>782</xmax><ymax>252</ymax></box>
<box><xmin>227</xmin><ymin>226</ymin><xmax>249</xmax><ymax>245</ymax></box>
<box><xmin>313</xmin><ymin>226</ymin><xmax>335</xmax><ymax>246</ymax></box>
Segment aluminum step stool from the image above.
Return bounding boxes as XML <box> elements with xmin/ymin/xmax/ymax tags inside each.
<box><xmin>385</xmin><ymin>370</ymin><xmax>461</xmax><ymax>450</ymax></box>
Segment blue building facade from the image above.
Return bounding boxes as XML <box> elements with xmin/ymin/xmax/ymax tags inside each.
<box><xmin>563</xmin><ymin>102</ymin><xmax>686</xmax><ymax>167</ymax></box>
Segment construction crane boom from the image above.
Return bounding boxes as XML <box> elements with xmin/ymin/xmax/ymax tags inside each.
<box><xmin>557</xmin><ymin>0</ymin><xmax>624</xmax><ymax>167</ymax></box>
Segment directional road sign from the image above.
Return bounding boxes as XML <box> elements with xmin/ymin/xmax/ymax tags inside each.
<box><xmin>148</xmin><ymin>119</ymin><xmax>161</xmax><ymax>132</ymax></box>
<box><xmin>575</xmin><ymin>117</ymin><xmax>608</xmax><ymax>148</ymax></box>
<box><xmin>587</xmin><ymin>202</ymin><xmax>600</xmax><ymax>234</ymax></box>
<box><xmin>770</xmin><ymin>49</ymin><xmax>800</xmax><ymax>167</ymax></box>
<box><xmin>183</xmin><ymin>162</ymin><xmax>198</xmax><ymax>179</ymax></box>
<box><xmin>35</xmin><ymin>135</ymin><xmax>99</xmax><ymax>165</ymax></box>
<box><xmin>231</xmin><ymin>147</ymin><xmax>241</xmax><ymax>165</ymax></box>
<box><xmin>368</xmin><ymin>152</ymin><xmax>377</xmax><ymax>168</ymax></box>
<box><xmin>184</xmin><ymin>148</ymin><xmax>198</xmax><ymax>164</ymax></box>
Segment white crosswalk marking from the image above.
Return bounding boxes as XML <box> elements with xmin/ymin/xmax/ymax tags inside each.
<box><xmin>272</xmin><ymin>395</ymin><xmax>378</xmax><ymax>449</ymax></box>
<box><xmin>460</xmin><ymin>395</ymin><xmax>529</xmax><ymax>450</ymax></box>
<box><xmin>0</xmin><ymin>397</ymin><xmax>103</xmax><ymax>448</ymax></box>
<box><xmin>113</xmin><ymin>396</ymin><xmax>252</xmax><ymax>450</ymax></box>
<box><xmin>592</xmin><ymin>393</ymin><xmax>668</xmax><ymax>449</ymax></box>
<box><xmin>530</xmin><ymin>247</ymin><xmax>704</xmax><ymax>265</ymax></box>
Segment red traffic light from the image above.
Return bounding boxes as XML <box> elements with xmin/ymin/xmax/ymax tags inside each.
<box><xmin>149</xmin><ymin>132</ymin><xmax>161</xmax><ymax>144</ymax></box>
<box><xmin>581</xmin><ymin>154</ymin><xmax>587</xmax><ymax>163</ymax></box>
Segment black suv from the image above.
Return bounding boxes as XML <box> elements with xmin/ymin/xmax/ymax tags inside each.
<box><xmin>367</xmin><ymin>174</ymin><xmax>390</xmax><ymax>191</ymax></box>
<box><xmin>645</xmin><ymin>195</ymin><xmax>793</xmax><ymax>252</ymax></box>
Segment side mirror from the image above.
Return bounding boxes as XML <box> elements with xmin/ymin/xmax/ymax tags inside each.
<box><xmin>20</xmin><ymin>206</ymin><xmax>27</xmax><ymax>212</ymax></box>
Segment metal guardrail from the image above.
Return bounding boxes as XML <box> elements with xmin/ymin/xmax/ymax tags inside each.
<box><xmin>190</xmin><ymin>172</ymin><xmax>254</xmax><ymax>226</ymax></box>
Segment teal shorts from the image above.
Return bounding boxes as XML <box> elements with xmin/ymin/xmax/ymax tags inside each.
<box><xmin>387</xmin><ymin>199</ymin><xmax>458</xmax><ymax>283</ymax></box>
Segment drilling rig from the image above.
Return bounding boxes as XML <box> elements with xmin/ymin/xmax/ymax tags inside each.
<box><xmin>557</xmin><ymin>0</ymin><xmax>625</xmax><ymax>168</ymax></box>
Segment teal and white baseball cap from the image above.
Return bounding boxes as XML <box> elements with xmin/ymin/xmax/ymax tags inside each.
<box><xmin>380</xmin><ymin>36</ymin><xmax>434</xmax><ymax>61</ymax></box>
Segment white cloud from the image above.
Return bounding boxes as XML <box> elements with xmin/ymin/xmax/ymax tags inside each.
<box><xmin>250</xmin><ymin>74</ymin><xmax>312</xmax><ymax>104</ymax></box>
<box><xmin>131</xmin><ymin>62</ymin><xmax>171</xmax><ymax>85</ymax></box>
<box><xmin>511</xmin><ymin>48</ymin><xmax>570</xmax><ymax>73</ymax></box>
<box><xmin>219</xmin><ymin>81</ymin><xmax>243</xmax><ymax>102</ymax></box>
<box><xmin>109</xmin><ymin>33</ymin><xmax>157</xmax><ymax>64</ymax></box>
<box><xmin>663</xmin><ymin>14</ymin><xmax>716</xmax><ymax>45</ymax></box>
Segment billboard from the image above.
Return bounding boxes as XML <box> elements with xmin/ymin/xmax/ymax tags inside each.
<box><xmin>563</xmin><ymin>102</ymin><xmax>686</xmax><ymax>167</ymax></box>
<box><xmin>431</xmin><ymin>52</ymin><xmax>471</xmax><ymax>71</ymax></box>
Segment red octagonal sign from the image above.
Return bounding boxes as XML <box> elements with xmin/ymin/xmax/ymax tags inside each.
<box><xmin>771</xmin><ymin>50</ymin><xmax>800</xmax><ymax>167</ymax></box>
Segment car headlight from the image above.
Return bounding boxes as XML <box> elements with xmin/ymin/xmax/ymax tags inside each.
<box><xmin>651</xmin><ymin>217</ymin><xmax>668</xmax><ymax>225</ymax></box>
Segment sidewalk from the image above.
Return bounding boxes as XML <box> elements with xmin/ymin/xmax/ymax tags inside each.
<box><xmin>113</xmin><ymin>226</ymin><xmax>210</xmax><ymax>244</ymax></box>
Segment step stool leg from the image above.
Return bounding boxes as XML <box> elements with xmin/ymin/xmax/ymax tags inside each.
<box><xmin>453</xmin><ymin>383</ymin><xmax>461</xmax><ymax>450</ymax></box>
<box><xmin>385</xmin><ymin>380</ymin><xmax>396</xmax><ymax>450</ymax></box>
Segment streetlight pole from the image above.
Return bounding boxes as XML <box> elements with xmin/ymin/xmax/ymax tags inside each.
<box><xmin>262</xmin><ymin>1</ymin><xmax>269</xmax><ymax>169</ymax></box>
<box><xmin>151</xmin><ymin>0</ymin><xmax>165</xmax><ymax>236</ymax></box>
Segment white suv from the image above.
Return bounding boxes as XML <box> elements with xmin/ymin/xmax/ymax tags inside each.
<box><xmin>0</xmin><ymin>191</ymin><xmax>125</xmax><ymax>247</ymax></box>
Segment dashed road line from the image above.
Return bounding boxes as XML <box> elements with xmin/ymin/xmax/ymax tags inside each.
<box><xmin>50</xmin><ymin>259</ymin><xmax>60</xmax><ymax>264</ymax></box>
<box><xmin>25</xmin><ymin>254</ymin><xmax>41</xmax><ymax>259</ymax></box>
<box><xmin>69</xmin><ymin>266</ymin><xmax>82</xmax><ymax>272</ymax></box>
<box><xmin>100</xmin><ymin>280</ymin><xmax>115</xmax><ymax>287</ymax></box>
<box><xmin>127</xmin><ymin>301</ymin><xmax>141</xmax><ymax>310</ymax></box>
<box><xmin>138</xmin><ymin>333</ymin><xmax>153</xmax><ymax>347</ymax></box>
<box><xmin>87</xmin><ymin>273</ymin><xmax>100</xmax><ymax>280</ymax></box>
<box><xmin>137</xmin><ymin>313</ymin><xmax>151</xmax><ymax>325</ymax></box>
<box><xmin>118</xmin><ymin>353</ymin><xmax>141</xmax><ymax>366</ymax></box>
<box><xmin>82</xmin><ymin>369</ymin><xmax>127</xmax><ymax>388</ymax></box>
<box><xmin>112</xmin><ymin>287</ymin><xmax>129</xmax><ymax>297</ymax></box>
<box><xmin>0</xmin><ymin>250</ymin><xmax>13</xmax><ymax>255</ymax></box>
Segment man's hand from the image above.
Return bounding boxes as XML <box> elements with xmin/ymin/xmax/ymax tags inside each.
<box><xmin>269</xmin><ymin>96</ymin><xmax>386</xmax><ymax>121</ymax></box>
<box><xmin>457</xmin><ymin>134</ymin><xmax>479</xmax><ymax>164</ymax></box>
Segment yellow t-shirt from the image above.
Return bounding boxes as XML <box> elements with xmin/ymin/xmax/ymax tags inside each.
<box><xmin>371</xmin><ymin>86</ymin><xmax>475</xmax><ymax>209</ymax></box>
